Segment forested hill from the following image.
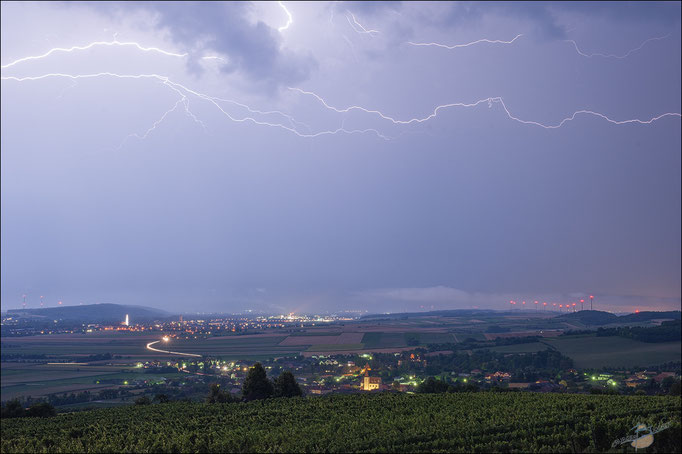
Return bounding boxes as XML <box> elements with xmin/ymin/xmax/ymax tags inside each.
<box><xmin>2</xmin><ymin>393</ymin><xmax>680</xmax><ymax>453</ymax></box>
<box><xmin>556</xmin><ymin>310</ymin><xmax>681</xmax><ymax>326</ymax></box>
<box><xmin>5</xmin><ymin>303</ymin><xmax>171</xmax><ymax>323</ymax></box>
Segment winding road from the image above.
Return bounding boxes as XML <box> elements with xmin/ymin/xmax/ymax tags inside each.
<box><xmin>146</xmin><ymin>340</ymin><xmax>202</xmax><ymax>357</ymax></box>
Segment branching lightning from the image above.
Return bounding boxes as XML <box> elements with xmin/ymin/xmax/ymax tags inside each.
<box><xmin>278</xmin><ymin>1</ymin><xmax>293</xmax><ymax>32</ymax></box>
<box><xmin>1</xmin><ymin>72</ymin><xmax>388</xmax><ymax>141</ymax></box>
<box><xmin>407</xmin><ymin>34</ymin><xmax>523</xmax><ymax>50</ymax></box>
<box><xmin>566</xmin><ymin>34</ymin><xmax>670</xmax><ymax>59</ymax></box>
<box><xmin>289</xmin><ymin>87</ymin><xmax>681</xmax><ymax>129</ymax></box>
<box><xmin>346</xmin><ymin>11</ymin><xmax>380</xmax><ymax>36</ymax></box>
<box><xmin>2</xmin><ymin>27</ymin><xmax>679</xmax><ymax>147</ymax></box>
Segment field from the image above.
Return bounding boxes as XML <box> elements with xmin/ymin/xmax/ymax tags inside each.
<box><xmin>544</xmin><ymin>335</ymin><xmax>681</xmax><ymax>369</ymax></box>
<box><xmin>1</xmin><ymin>393</ymin><xmax>680</xmax><ymax>453</ymax></box>
<box><xmin>483</xmin><ymin>342</ymin><xmax>551</xmax><ymax>354</ymax></box>
<box><xmin>361</xmin><ymin>332</ymin><xmax>456</xmax><ymax>348</ymax></box>
<box><xmin>0</xmin><ymin>362</ymin><xmax>184</xmax><ymax>401</ymax></box>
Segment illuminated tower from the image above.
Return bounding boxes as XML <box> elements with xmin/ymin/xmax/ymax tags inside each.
<box><xmin>124</xmin><ymin>314</ymin><xmax>129</xmax><ymax>326</ymax></box>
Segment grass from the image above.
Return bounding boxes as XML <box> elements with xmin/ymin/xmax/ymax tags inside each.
<box><xmin>361</xmin><ymin>332</ymin><xmax>456</xmax><ymax>348</ymax></box>
<box><xmin>306</xmin><ymin>344</ymin><xmax>365</xmax><ymax>352</ymax></box>
<box><xmin>544</xmin><ymin>334</ymin><xmax>681</xmax><ymax>368</ymax></box>
<box><xmin>484</xmin><ymin>342</ymin><xmax>551</xmax><ymax>354</ymax></box>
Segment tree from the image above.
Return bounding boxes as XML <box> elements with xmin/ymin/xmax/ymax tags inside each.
<box><xmin>206</xmin><ymin>383</ymin><xmax>235</xmax><ymax>403</ymax></box>
<box><xmin>153</xmin><ymin>393</ymin><xmax>170</xmax><ymax>403</ymax></box>
<box><xmin>273</xmin><ymin>371</ymin><xmax>302</xmax><ymax>398</ymax></box>
<box><xmin>416</xmin><ymin>377</ymin><xmax>451</xmax><ymax>394</ymax></box>
<box><xmin>242</xmin><ymin>363</ymin><xmax>274</xmax><ymax>401</ymax></box>
<box><xmin>135</xmin><ymin>396</ymin><xmax>151</xmax><ymax>405</ymax></box>
<box><xmin>1</xmin><ymin>399</ymin><xmax>25</xmax><ymax>418</ymax></box>
<box><xmin>26</xmin><ymin>402</ymin><xmax>56</xmax><ymax>418</ymax></box>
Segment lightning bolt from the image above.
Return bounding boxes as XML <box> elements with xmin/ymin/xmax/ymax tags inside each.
<box><xmin>1</xmin><ymin>40</ymin><xmax>188</xmax><ymax>69</ymax></box>
<box><xmin>118</xmin><ymin>79</ymin><xmax>207</xmax><ymax>149</ymax></box>
<box><xmin>566</xmin><ymin>34</ymin><xmax>670</xmax><ymax>59</ymax></box>
<box><xmin>406</xmin><ymin>34</ymin><xmax>523</xmax><ymax>50</ymax></box>
<box><xmin>346</xmin><ymin>11</ymin><xmax>380</xmax><ymax>36</ymax></box>
<box><xmin>278</xmin><ymin>1</ymin><xmax>293</xmax><ymax>32</ymax></box>
<box><xmin>1</xmin><ymin>72</ymin><xmax>388</xmax><ymax>141</ymax></box>
<box><xmin>289</xmin><ymin>87</ymin><xmax>681</xmax><ymax>129</ymax></box>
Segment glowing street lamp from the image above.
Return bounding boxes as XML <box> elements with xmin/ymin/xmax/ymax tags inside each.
<box><xmin>590</xmin><ymin>295</ymin><xmax>594</xmax><ymax>311</ymax></box>
<box><xmin>534</xmin><ymin>301</ymin><xmax>538</xmax><ymax>311</ymax></box>
<box><xmin>580</xmin><ymin>299</ymin><xmax>584</xmax><ymax>311</ymax></box>
<box><xmin>543</xmin><ymin>302</ymin><xmax>547</xmax><ymax>311</ymax></box>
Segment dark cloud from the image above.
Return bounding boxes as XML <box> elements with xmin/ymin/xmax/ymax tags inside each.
<box><xmin>94</xmin><ymin>2</ymin><xmax>317</xmax><ymax>91</ymax></box>
<box><xmin>417</xmin><ymin>1</ymin><xmax>681</xmax><ymax>40</ymax></box>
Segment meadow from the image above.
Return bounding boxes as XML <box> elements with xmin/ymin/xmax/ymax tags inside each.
<box><xmin>544</xmin><ymin>335</ymin><xmax>682</xmax><ymax>369</ymax></box>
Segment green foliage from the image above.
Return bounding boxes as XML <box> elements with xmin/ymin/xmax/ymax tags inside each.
<box><xmin>154</xmin><ymin>394</ymin><xmax>170</xmax><ymax>404</ymax></box>
<box><xmin>273</xmin><ymin>371</ymin><xmax>302</xmax><ymax>398</ymax></box>
<box><xmin>134</xmin><ymin>396</ymin><xmax>151</xmax><ymax>405</ymax></box>
<box><xmin>1</xmin><ymin>393</ymin><xmax>679</xmax><ymax>453</ymax></box>
<box><xmin>25</xmin><ymin>402</ymin><xmax>56</xmax><ymax>418</ymax></box>
<box><xmin>1</xmin><ymin>400</ymin><xmax>25</xmax><ymax>418</ymax></box>
<box><xmin>242</xmin><ymin>363</ymin><xmax>274</xmax><ymax>401</ymax></box>
<box><xmin>596</xmin><ymin>320</ymin><xmax>682</xmax><ymax>343</ymax></box>
<box><xmin>206</xmin><ymin>384</ymin><xmax>237</xmax><ymax>403</ymax></box>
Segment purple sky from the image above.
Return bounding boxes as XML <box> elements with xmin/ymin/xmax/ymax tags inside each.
<box><xmin>1</xmin><ymin>2</ymin><xmax>680</xmax><ymax>314</ymax></box>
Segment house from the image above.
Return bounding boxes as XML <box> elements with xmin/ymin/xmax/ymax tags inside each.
<box><xmin>486</xmin><ymin>371</ymin><xmax>512</xmax><ymax>381</ymax></box>
<box><xmin>653</xmin><ymin>372</ymin><xmax>676</xmax><ymax>383</ymax></box>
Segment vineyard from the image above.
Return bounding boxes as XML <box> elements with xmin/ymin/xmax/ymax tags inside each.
<box><xmin>1</xmin><ymin>393</ymin><xmax>680</xmax><ymax>453</ymax></box>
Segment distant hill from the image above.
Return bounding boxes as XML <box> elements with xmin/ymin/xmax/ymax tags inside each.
<box><xmin>617</xmin><ymin>311</ymin><xmax>681</xmax><ymax>323</ymax></box>
<box><xmin>556</xmin><ymin>310</ymin><xmax>681</xmax><ymax>326</ymax></box>
<box><xmin>5</xmin><ymin>303</ymin><xmax>172</xmax><ymax>323</ymax></box>
<box><xmin>361</xmin><ymin>309</ymin><xmax>500</xmax><ymax>320</ymax></box>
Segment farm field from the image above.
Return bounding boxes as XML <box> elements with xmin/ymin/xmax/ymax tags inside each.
<box><xmin>0</xmin><ymin>362</ymin><xmax>184</xmax><ymax>400</ymax></box>
<box><xmin>483</xmin><ymin>342</ymin><xmax>551</xmax><ymax>354</ymax></box>
<box><xmin>1</xmin><ymin>393</ymin><xmax>679</xmax><ymax>453</ymax></box>
<box><xmin>544</xmin><ymin>335</ymin><xmax>682</xmax><ymax>368</ymax></box>
<box><xmin>361</xmin><ymin>332</ymin><xmax>456</xmax><ymax>348</ymax></box>
<box><xmin>1</xmin><ymin>332</ymin><xmax>164</xmax><ymax>359</ymax></box>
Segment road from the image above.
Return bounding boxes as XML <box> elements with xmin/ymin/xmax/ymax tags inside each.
<box><xmin>146</xmin><ymin>340</ymin><xmax>202</xmax><ymax>357</ymax></box>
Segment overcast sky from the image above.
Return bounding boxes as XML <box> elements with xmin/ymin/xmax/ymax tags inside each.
<box><xmin>1</xmin><ymin>1</ymin><xmax>680</xmax><ymax>314</ymax></box>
